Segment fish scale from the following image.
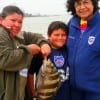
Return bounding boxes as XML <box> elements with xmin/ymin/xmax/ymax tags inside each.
<box><xmin>36</xmin><ymin>59</ymin><xmax>61</xmax><ymax>100</ymax></box>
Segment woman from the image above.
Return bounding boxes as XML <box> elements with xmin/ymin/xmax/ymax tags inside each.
<box><xmin>66</xmin><ymin>0</ymin><xmax>100</xmax><ymax>100</ymax></box>
<box><xmin>0</xmin><ymin>5</ymin><xmax>51</xmax><ymax>100</ymax></box>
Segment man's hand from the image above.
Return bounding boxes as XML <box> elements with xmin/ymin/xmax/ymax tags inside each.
<box><xmin>28</xmin><ymin>44</ymin><xmax>41</xmax><ymax>55</ymax></box>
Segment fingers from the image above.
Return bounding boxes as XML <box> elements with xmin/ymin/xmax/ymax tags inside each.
<box><xmin>28</xmin><ymin>44</ymin><xmax>41</xmax><ymax>55</ymax></box>
<box><xmin>40</xmin><ymin>44</ymin><xmax>51</xmax><ymax>57</ymax></box>
<box><xmin>27</xmin><ymin>44</ymin><xmax>51</xmax><ymax>57</ymax></box>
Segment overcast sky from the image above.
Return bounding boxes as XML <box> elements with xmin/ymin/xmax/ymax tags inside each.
<box><xmin>0</xmin><ymin>0</ymin><xmax>67</xmax><ymax>15</ymax></box>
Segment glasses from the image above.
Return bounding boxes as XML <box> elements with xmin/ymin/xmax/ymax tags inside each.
<box><xmin>74</xmin><ymin>0</ymin><xmax>92</xmax><ymax>8</ymax></box>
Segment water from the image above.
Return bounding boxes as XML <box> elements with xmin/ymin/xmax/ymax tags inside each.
<box><xmin>22</xmin><ymin>14</ymin><xmax>72</xmax><ymax>37</ymax></box>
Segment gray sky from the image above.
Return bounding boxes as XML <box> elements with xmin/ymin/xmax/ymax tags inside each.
<box><xmin>0</xmin><ymin>0</ymin><xmax>67</xmax><ymax>15</ymax></box>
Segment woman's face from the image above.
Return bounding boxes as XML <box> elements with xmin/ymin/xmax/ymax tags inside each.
<box><xmin>74</xmin><ymin>0</ymin><xmax>94</xmax><ymax>20</ymax></box>
<box><xmin>1</xmin><ymin>13</ymin><xmax>23</xmax><ymax>37</ymax></box>
<box><xmin>48</xmin><ymin>29</ymin><xmax>67</xmax><ymax>49</ymax></box>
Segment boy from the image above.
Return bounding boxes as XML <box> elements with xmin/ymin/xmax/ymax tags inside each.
<box><xmin>28</xmin><ymin>21</ymin><xmax>69</xmax><ymax>100</ymax></box>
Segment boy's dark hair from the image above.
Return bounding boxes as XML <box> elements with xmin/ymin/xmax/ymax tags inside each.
<box><xmin>47</xmin><ymin>21</ymin><xmax>68</xmax><ymax>36</ymax></box>
<box><xmin>66</xmin><ymin>0</ymin><xmax>99</xmax><ymax>15</ymax></box>
<box><xmin>0</xmin><ymin>5</ymin><xmax>24</xmax><ymax>18</ymax></box>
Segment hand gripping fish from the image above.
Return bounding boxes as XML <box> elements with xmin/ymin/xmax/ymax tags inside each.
<box><xmin>36</xmin><ymin>59</ymin><xmax>61</xmax><ymax>100</ymax></box>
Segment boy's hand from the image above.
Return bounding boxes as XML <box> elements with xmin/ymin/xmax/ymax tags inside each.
<box><xmin>40</xmin><ymin>44</ymin><xmax>51</xmax><ymax>57</ymax></box>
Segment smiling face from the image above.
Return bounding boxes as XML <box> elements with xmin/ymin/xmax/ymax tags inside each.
<box><xmin>74</xmin><ymin>0</ymin><xmax>94</xmax><ymax>20</ymax></box>
<box><xmin>1</xmin><ymin>13</ymin><xmax>23</xmax><ymax>37</ymax></box>
<box><xmin>48</xmin><ymin>29</ymin><xmax>67</xmax><ymax>49</ymax></box>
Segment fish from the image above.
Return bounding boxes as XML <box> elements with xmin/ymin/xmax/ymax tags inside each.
<box><xmin>36</xmin><ymin>59</ymin><xmax>61</xmax><ymax>100</ymax></box>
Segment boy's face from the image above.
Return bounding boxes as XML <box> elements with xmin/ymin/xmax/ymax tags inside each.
<box><xmin>48</xmin><ymin>29</ymin><xmax>67</xmax><ymax>49</ymax></box>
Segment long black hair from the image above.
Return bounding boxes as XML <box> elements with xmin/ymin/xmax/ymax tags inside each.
<box><xmin>66</xmin><ymin>0</ymin><xmax>99</xmax><ymax>15</ymax></box>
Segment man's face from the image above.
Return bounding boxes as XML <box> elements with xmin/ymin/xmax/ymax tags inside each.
<box><xmin>1</xmin><ymin>13</ymin><xmax>23</xmax><ymax>37</ymax></box>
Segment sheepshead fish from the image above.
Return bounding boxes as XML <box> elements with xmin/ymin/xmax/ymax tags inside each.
<box><xmin>36</xmin><ymin>59</ymin><xmax>61</xmax><ymax>100</ymax></box>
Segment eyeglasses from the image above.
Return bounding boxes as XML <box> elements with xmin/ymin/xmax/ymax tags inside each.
<box><xmin>74</xmin><ymin>0</ymin><xmax>92</xmax><ymax>8</ymax></box>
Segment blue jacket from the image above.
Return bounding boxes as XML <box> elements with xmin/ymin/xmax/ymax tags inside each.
<box><xmin>67</xmin><ymin>11</ymin><xmax>100</xmax><ymax>93</ymax></box>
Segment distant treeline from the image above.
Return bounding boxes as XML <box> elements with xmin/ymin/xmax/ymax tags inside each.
<box><xmin>24</xmin><ymin>13</ymin><xmax>60</xmax><ymax>17</ymax></box>
<box><xmin>24</xmin><ymin>13</ymin><xmax>35</xmax><ymax>17</ymax></box>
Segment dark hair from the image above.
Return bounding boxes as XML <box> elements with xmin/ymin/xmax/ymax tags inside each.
<box><xmin>66</xmin><ymin>0</ymin><xmax>99</xmax><ymax>15</ymax></box>
<box><xmin>47</xmin><ymin>21</ymin><xmax>68</xmax><ymax>36</ymax></box>
<box><xmin>0</xmin><ymin>5</ymin><xmax>24</xmax><ymax>18</ymax></box>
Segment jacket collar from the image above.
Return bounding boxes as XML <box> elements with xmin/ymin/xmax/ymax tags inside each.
<box><xmin>70</xmin><ymin>11</ymin><xmax>100</xmax><ymax>29</ymax></box>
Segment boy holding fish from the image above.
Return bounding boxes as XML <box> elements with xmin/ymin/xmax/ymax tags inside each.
<box><xmin>28</xmin><ymin>21</ymin><xmax>70</xmax><ymax>100</ymax></box>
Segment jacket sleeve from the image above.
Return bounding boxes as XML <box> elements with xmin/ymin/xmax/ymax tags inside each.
<box><xmin>22</xmin><ymin>31</ymin><xmax>50</xmax><ymax>46</ymax></box>
<box><xmin>0</xmin><ymin>29</ymin><xmax>33</xmax><ymax>71</ymax></box>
